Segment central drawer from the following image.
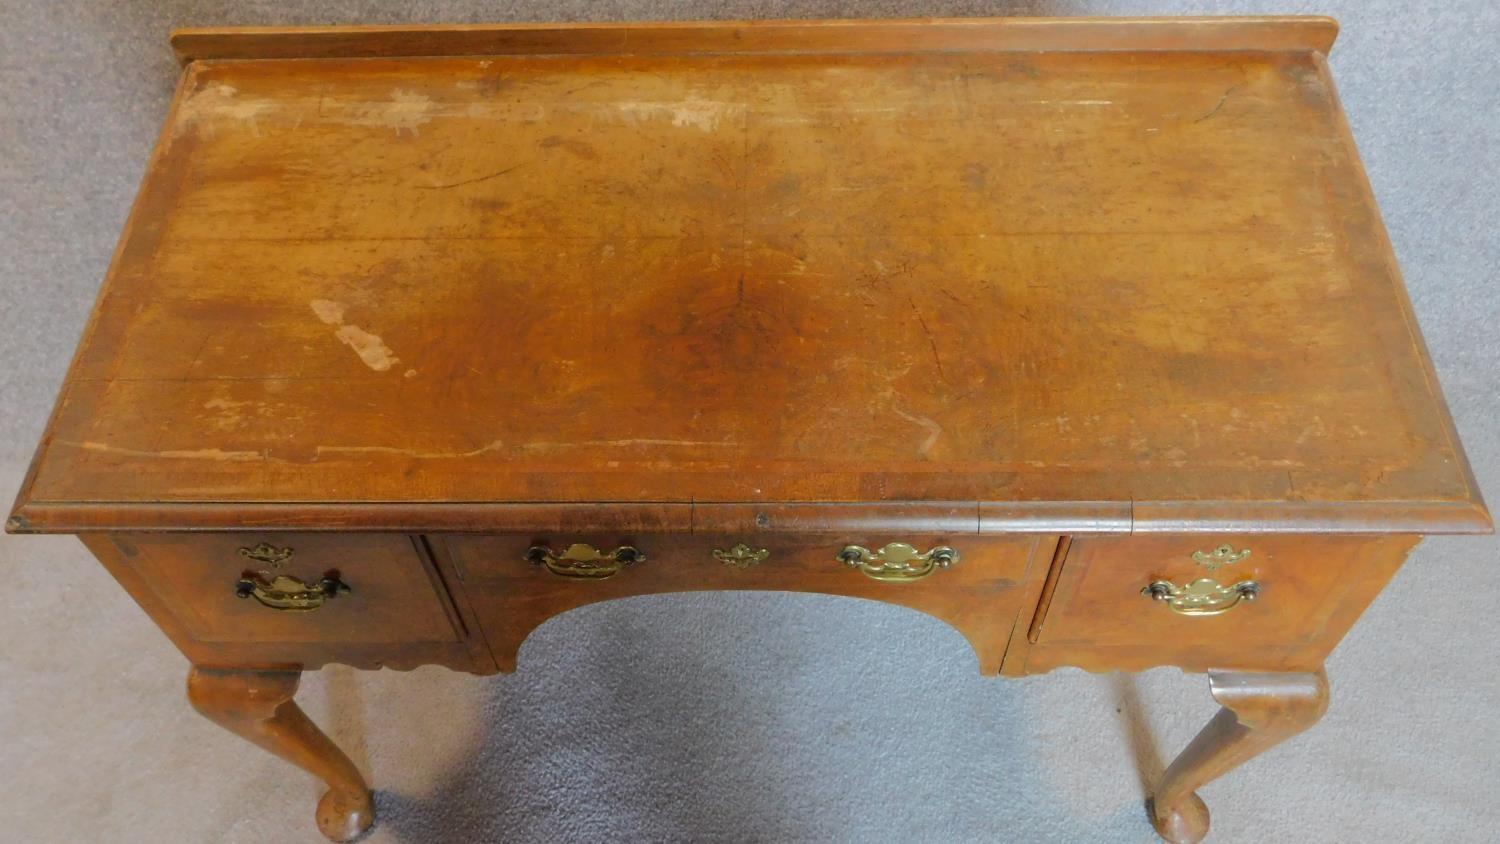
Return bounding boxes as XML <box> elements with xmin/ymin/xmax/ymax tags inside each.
<box><xmin>441</xmin><ymin>534</ymin><xmax>1047</xmax><ymax>674</ymax></box>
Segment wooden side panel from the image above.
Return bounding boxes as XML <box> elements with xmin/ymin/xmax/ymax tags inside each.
<box><xmin>1015</xmin><ymin>534</ymin><xmax>1419</xmax><ymax>674</ymax></box>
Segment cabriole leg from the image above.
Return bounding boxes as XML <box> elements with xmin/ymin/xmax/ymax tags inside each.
<box><xmin>187</xmin><ymin>667</ymin><xmax>374</xmax><ymax>842</ymax></box>
<box><xmin>1149</xmin><ymin>669</ymin><xmax>1329</xmax><ymax>843</ymax></box>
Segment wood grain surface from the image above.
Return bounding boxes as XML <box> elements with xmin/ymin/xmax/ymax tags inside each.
<box><xmin>7</xmin><ymin>18</ymin><xmax>1488</xmax><ymax>535</ymax></box>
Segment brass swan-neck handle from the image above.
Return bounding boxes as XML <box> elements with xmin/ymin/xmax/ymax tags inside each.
<box><xmin>838</xmin><ymin>543</ymin><xmax>959</xmax><ymax>582</ymax></box>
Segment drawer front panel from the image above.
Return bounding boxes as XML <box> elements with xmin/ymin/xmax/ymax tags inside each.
<box><xmin>448</xmin><ymin>534</ymin><xmax>1026</xmax><ymax>586</ymax></box>
<box><xmin>1025</xmin><ymin>534</ymin><xmax>1416</xmax><ymax>672</ymax></box>
<box><xmin>110</xmin><ymin>534</ymin><xmax>462</xmax><ymax>644</ymax></box>
<box><xmin>443</xmin><ymin>533</ymin><xmax>1047</xmax><ymax>674</ymax></box>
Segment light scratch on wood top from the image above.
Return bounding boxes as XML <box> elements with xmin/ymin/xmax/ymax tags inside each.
<box><xmin>520</xmin><ymin>439</ymin><xmax>739</xmax><ymax>450</ymax></box>
<box><xmin>892</xmin><ymin>408</ymin><xmax>943</xmax><ymax>457</ymax></box>
<box><xmin>61</xmin><ymin>440</ymin><xmax>267</xmax><ymax>462</ymax></box>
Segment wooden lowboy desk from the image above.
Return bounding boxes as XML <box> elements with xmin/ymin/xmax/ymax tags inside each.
<box><xmin>8</xmin><ymin>16</ymin><xmax>1491</xmax><ymax>843</ymax></box>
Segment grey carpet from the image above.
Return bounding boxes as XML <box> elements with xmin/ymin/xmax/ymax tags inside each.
<box><xmin>2</xmin><ymin>2</ymin><xmax>1496</xmax><ymax>842</ymax></box>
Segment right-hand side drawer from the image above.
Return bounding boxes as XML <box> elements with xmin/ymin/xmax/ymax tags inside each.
<box><xmin>1026</xmin><ymin>534</ymin><xmax>1417</xmax><ymax>673</ymax></box>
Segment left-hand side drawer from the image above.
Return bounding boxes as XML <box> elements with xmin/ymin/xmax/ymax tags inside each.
<box><xmin>107</xmin><ymin>533</ymin><xmax>462</xmax><ymax>644</ymax></box>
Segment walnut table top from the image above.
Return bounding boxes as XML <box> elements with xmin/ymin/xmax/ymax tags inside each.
<box><xmin>8</xmin><ymin>17</ymin><xmax>1490</xmax><ymax>844</ymax></box>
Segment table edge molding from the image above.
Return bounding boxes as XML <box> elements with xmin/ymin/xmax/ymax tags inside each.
<box><xmin>169</xmin><ymin>16</ymin><xmax>1340</xmax><ymax>65</ymax></box>
<box><xmin>7</xmin><ymin>497</ymin><xmax>1491</xmax><ymax>535</ymax></box>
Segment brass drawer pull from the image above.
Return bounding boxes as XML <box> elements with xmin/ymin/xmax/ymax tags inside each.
<box><xmin>526</xmin><ymin>543</ymin><xmax>643</xmax><ymax>579</ymax></box>
<box><xmin>235</xmin><ymin>571</ymin><xmax>350</xmax><ymax>611</ymax></box>
<box><xmin>713</xmin><ymin>543</ymin><xmax>770</xmax><ymax>569</ymax></box>
<box><xmin>234</xmin><ymin>543</ymin><xmax>351</xmax><ymax>611</ymax></box>
<box><xmin>839</xmin><ymin>543</ymin><xmax>959</xmax><ymax>582</ymax></box>
<box><xmin>1143</xmin><ymin>578</ymin><xmax>1259</xmax><ymax>616</ymax></box>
